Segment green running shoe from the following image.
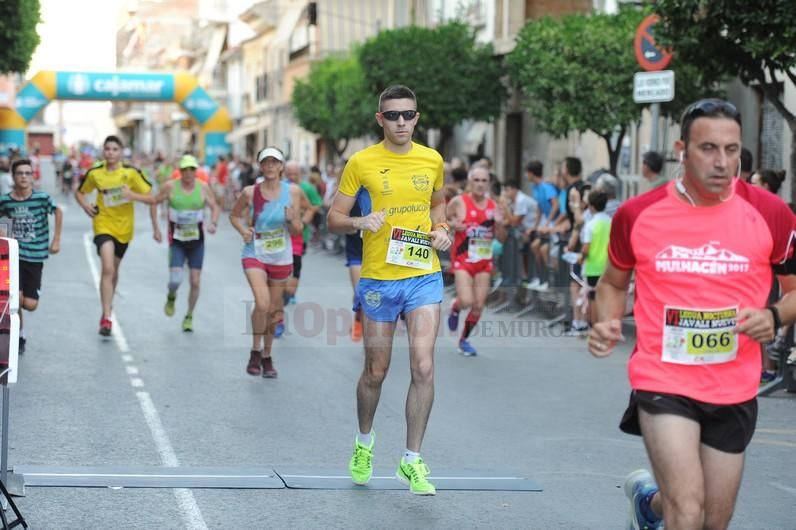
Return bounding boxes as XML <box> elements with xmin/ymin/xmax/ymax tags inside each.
<box><xmin>182</xmin><ymin>314</ymin><xmax>193</xmax><ymax>332</ymax></box>
<box><xmin>349</xmin><ymin>434</ymin><xmax>375</xmax><ymax>485</ymax></box>
<box><xmin>164</xmin><ymin>293</ymin><xmax>176</xmax><ymax>316</ymax></box>
<box><xmin>396</xmin><ymin>457</ymin><xmax>436</xmax><ymax>495</ymax></box>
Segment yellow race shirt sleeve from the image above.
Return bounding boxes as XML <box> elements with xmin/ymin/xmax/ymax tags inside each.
<box><xmin>78</xmin><ymin>169</ymin><xmax>97</xmax><ymax>193</ymax></box>
<box><xmin>338</xmin><ymin>157</ymin><xmax>360</xmax><ymax>197</ymax></box>
<box><xmin>128</xmin><ymin>167</ymin><xmax>153</xmax><ymax>194</ymax></box>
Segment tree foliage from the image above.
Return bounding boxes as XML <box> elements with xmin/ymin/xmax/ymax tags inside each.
<box><xmin>358</xmin><ymin>21</ymin><xmax>507</xmax><ymax>154</ymax></box>
<box><xmin>654</xmin><ymin>0</ymin><xmax>796</xmax><ymax>199</ymax></box>
<box><xmin>507</xmin><ymin>7</ymin><xmax>723</xmax><ymax>173</ymax></box>
<box><xmin>291</xmin><ymin>54</ymin><xmax>374</xmax><ymax>159</ymax></box>
<box><xmin>0</xmin><ymin>0</ymin><xmax>40</xmax><ymax>74</ymax></box>
<box><xmin>507</xmin><ymin>8</ymin><xmax>644</xmax><ymax>173</ymax></box>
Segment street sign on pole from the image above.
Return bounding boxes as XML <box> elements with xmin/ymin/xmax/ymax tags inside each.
<box><xmin>633</xmin><ymin>70</ymin><xmax>675</xmax><ymax>103</ymax></box>
<box><xmin>634</xmin><ymin>14</ymin><xmax>672</xmax><ymax>71</ymax></box>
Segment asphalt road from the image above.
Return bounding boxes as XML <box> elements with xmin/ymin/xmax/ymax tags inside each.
<box><xmin>5</xmin><ymin>169</ymin><xmax>796</xmax><ymax>529</ymax></box>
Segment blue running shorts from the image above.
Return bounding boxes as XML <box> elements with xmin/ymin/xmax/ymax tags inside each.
<box><xmin>354</xmin><ymin>272</ymin><xmax>443</xmax><ymax>322</ymax></box>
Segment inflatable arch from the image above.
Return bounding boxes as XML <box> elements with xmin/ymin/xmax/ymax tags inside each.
<box><xmin>0</xmin><ymin>71</ymin><xmax>231</xmax><ymax>164</ymax></box>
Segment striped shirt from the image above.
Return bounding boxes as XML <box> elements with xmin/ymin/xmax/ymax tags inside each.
<box><xmin>0</xmin><ymin>191</ymin><xmax>57</xmax><ymax>262</ymax></box>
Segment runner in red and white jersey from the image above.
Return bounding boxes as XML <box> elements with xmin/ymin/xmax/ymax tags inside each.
<box><xmin>588</xmin><ymin>99</ymin><xmax>796</xmax><ymax>530</ymax></box>
<box><xmin>446</xmin><ymin>166</ymin><xmax>505</xmax><ymax>356</ymax></box>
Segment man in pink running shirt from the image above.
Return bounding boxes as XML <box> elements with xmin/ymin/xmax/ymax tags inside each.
<box><xmin>588</xmin><ymin>99</ymin><xmax>796</xmax><ymax>530</ymax></box>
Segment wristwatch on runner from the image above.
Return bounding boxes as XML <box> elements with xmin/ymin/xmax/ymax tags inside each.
<box><xmin>433</xmin><ymin>222</ymin><xmax>450</xmax><ymax>234</ymax></box>
<box><xmin>765</xmin><ymin>305</ymin><xmax>782</xmax><ymax>334</ymax></box>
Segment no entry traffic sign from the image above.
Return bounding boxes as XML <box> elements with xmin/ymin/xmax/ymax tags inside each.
<box><xmin>635</xmin><ymin>14</ymin><xmax>672</xmax><ymax>72</ymax></box>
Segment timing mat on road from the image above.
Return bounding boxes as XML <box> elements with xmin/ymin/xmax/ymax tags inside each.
<box><xmin>13</xmin><ymin>466</ymin><xmax>284</xmax><ymax>489</ymax></box>
<box><xmin>12</xmin><ymin>466</ymin><xmax>542</xmax><ymax>492</ymax></box>
<box><xmin>275</xmin><ymin>468</ymin><xmax>542</xmax><ymax>491</ymax></box>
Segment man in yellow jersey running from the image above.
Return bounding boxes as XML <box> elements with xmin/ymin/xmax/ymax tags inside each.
<box><xmin>75</xmin><ymin>135</ymin><xmax>154</xmax><ymax>336</ymax></box>
<box><xmin>149</xmin><ymin>155</ymin><xmax>221</xmax><ymax>331</ymax></box>
<box><xmin>328</xmin><ymin>85</ymin><xmax>451</xmax><ymax>495</ymax></box>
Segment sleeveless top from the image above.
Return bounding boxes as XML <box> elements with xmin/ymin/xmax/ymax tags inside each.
<box><xmin>241</xmin><ymin>180</ymin><xmax>293</xmax><ymax>266</ymax></box>
<box><xmin>451</xmin><ymin>193</ymin><xmax>496</xmax><ymax>263</ymax></box>
<box><xmin>168</xmin><ymin>180</ymin><xmax>205</xmax><ymax>246</ymax></box>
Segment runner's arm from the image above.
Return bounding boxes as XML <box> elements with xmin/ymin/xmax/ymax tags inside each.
<box><xmin>594</xmin><ymin>262</ymin><xmax>632</xmax><ymax>322</ymax></box>
<box><xmin>124</xmin><ymin>187</ymin><xmax>157</xmax><ymax>205</ymax></box>
<box><xmin>149</xmin><ymin>182</ymin><xmax>172</xmax><ymax>233</ymax></box>
<box><xmin>229</xmin><ymin>186</ymin><xmax>254</xmax><ymax>239</ymax></box>
<box><xmin>773</xmin><ymin>275</ymin><xmax>796</xmax><ymax>327</ymax></box>
<box><xmin>203</xmin><ymin>184</ymin><xmax>221</xmax><ymax>229</ymax></box>
<box><xmin>74</xmin><ymin>180</ymin><xmax>97</xmax><ymax>217</ymax></box>
<box><xmin>326</xmin><ymin>191</ymin><xmax>360</xmax><ymax>235</ymax></box>
<box><xmin>299</xmin><ymin>188</ymin><xmax>316</xmax><ymax>225</ymax></box>
<box><xmin>430</xmin><ymin>189</ymin><xmax>447</xmax><ymax>227</ymax></box>
<box><xmin>446</xmin><ymin>196</ymin><xmax>465</xmax><ymax>231</ymax></box>
<box><xmin>50</xmin><ymin>206</ymin><xmax>63</xmax><ymax>253</ymax></box>
<box><xmin>286</xmin><ymin>185</ymin><xmax>304</xmax><ymax>236</ymax></box>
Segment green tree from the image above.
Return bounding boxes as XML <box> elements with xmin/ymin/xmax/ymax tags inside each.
<box><xmin>654</xmin><ymin>0</ymin><xmax>796</xmax><ymax>201</ymax></box>
<box><xmin>358</xmin><ymin>21</ymin><xmax>507</xmax><ymax>156</ymax></box>
<box><xmin>0</xmin><ymin>0</ymin><xmax>40</xmax><ymax>73</ymax></box>
<box><xmin>507</xmin><ymin>7</ymin><xmax>722</xmax><ymax>174</ymax></box>
<box><xmin>291</xmin><ymin>54</ymin><xmax>374</xmax><ymax>160</ymax></box>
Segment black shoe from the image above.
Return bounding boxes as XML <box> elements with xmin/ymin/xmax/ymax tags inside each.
<box><xmin>18</xmin><ymin>337</ymin><xmax>25</xmax><ymax>355</ymax></box>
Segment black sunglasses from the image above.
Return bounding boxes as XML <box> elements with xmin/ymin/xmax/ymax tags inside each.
<box><xmin>380</xmin><ymin>110</ymin><xmax>417</xmax><ymax>121</ymax></box>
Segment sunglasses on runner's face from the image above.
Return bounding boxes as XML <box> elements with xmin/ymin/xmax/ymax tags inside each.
<box><xmin>681</xmin><ymin>99</ymin><xmax>741</xmax><ymax>139</ymax></box>
<box><xmin>380</xmin><ymin>110</ymin><xmax>417</xmax><ymax>121</ymax></box>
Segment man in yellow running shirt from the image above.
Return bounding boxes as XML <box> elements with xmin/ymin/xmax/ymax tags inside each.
<box><xmin>328</xmin><ymin>85</ymin><xmax>451</xmax><ymax>496</ymax></box>
<box><xmin>76</xmin><ymin>135</ymin><xmax>154</xmax><ymax>336</ymax></box>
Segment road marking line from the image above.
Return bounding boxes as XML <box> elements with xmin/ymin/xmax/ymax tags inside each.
<box><xmin>770</xmin><ymin>482</ymin><xmax>796</xmax><ymax>497</ymax></box>
<box><xmin>83</xmin><ymin>231</ymin><xmax>208</xmax><ymax>530</ymax></box>
<box><xmin>121</xmin><ymin>355</ymin><xmax>134</xmax><ymax>363</ymax></box>
<box><xmin>24</xmin><ymin>472</ymin><xmax>275</xmax><ymax>479</ymax></box>
<box><xmin>125</xmin><ymin>366</ymin><xmax>139</xmax><ymax>375</ymax></box>
<box><xmin>754</xmin><ymin>437</ymin><xmax>796</xmax><ymax>448</ymax></box>
<box><xmin>130</xmin><ymin>378</ymin><xmax>144</xmax><ymax>388</ymax></box>
<box><xmin>756</xmin><ymin>428</ymin><xmax>796</xmax><ymax>435</ymax></box>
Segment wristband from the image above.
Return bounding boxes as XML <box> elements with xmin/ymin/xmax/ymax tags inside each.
<box><xmin>433</xmin><ymin>222</ymin><xmax>450</xmax><ymax>234</ymax></box>
<box><xmin>765</xmin><ymin>305</ymin><xmax>782</xmax><ymax>333</ymax></box>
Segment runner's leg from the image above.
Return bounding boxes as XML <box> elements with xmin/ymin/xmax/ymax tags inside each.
<box><xmin>462</xmin><ymin>271</ymin><xmax>490</xmax><ymax>340</ymax></box>
<box><xmin>244</xmin><ymin>268</ymin><xmax>270</xmax><ymax>352</ymax></box>
<box><xmin>187</xmin><ymin>268</ymin><xmax>201</xmax><ymax>313</ymax></box>
<box><xmin>358</xmin><ymin>316</ymin><xmax>396</xmax><ymax>435</ymax></box>
<box><xmin>348</xmin><ymin>264</ymin><xmax>363</xmax><ymax>337</ymax></box>
<box><xmin>264</xmin><ymin>280</ymin><xmax>286</xmax><ymax>358</ymax></box>
<box><xmin>404</xmin><ymin>304</ymin><xmax>439</xmax><ymax>452</ymax></box>
<box><xmin>98</xmin><ymin>241</ymin><xmax>117</xmax><ymax>318</ymax></box>
<box><xmin>700</xmin><ymin>444</ymin><xmax>744</xmax><ymax>529</ymax></box>
<box><xmin>453</xmin><ymin>269</ymin><xmax>474</xmax><ymax>313</ymax></box>
<box><xmin>639</xmin><ymin>409</ymin><xmax>704</xmax><ymax>528</ymax></box>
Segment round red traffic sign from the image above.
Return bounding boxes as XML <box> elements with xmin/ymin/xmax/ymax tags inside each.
<box><xmin>635</xmin><ymin>14</ymin><xmax>672</xmax><ymax>71</ymax></box>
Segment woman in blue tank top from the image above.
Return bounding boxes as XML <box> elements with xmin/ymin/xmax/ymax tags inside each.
<box><xmin>229</xmin><ymin>147</ymin><xmax>303</xmax><ymax>379</ymax></box>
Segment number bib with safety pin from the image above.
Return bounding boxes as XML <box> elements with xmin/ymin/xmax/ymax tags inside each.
<box><xmin>102</xmin><ymin>186</ymin><xmax>130</xmax><ymax>207</ymax></box>
<box><xmin>662</xmin><ymin>306</ymin><xmax>738</xmax><ymax>365</ymax></box>
<box><xmin>386</xmin><ymin>227</ymin><xmax>433</xmax><ymax>270</ymax></box>
<box><xmin>468</xmin><ymin>238</ymin><xmax>493</xmax><ymax>261</ymax></box>
<box><xmin>255</xmin><ymin>228</ymin><xmax>287</xmax><ymax>260</ymax></box>
<box><xmin>170</xmin><ymin>209</ymin><xmax>203</xmax><ymax>242</ymax></box>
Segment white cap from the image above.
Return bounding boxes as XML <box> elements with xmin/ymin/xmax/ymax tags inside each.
<box><xmin>257</xmin><ymin>147</ymin><xmax>285</xmax><ymax>164</ymax></box>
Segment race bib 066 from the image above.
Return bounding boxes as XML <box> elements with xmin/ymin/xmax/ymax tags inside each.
<box><xmin>661</xmin><ymin>305</ymin><xmax>738</xmax><ymax>365</ymax></box>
